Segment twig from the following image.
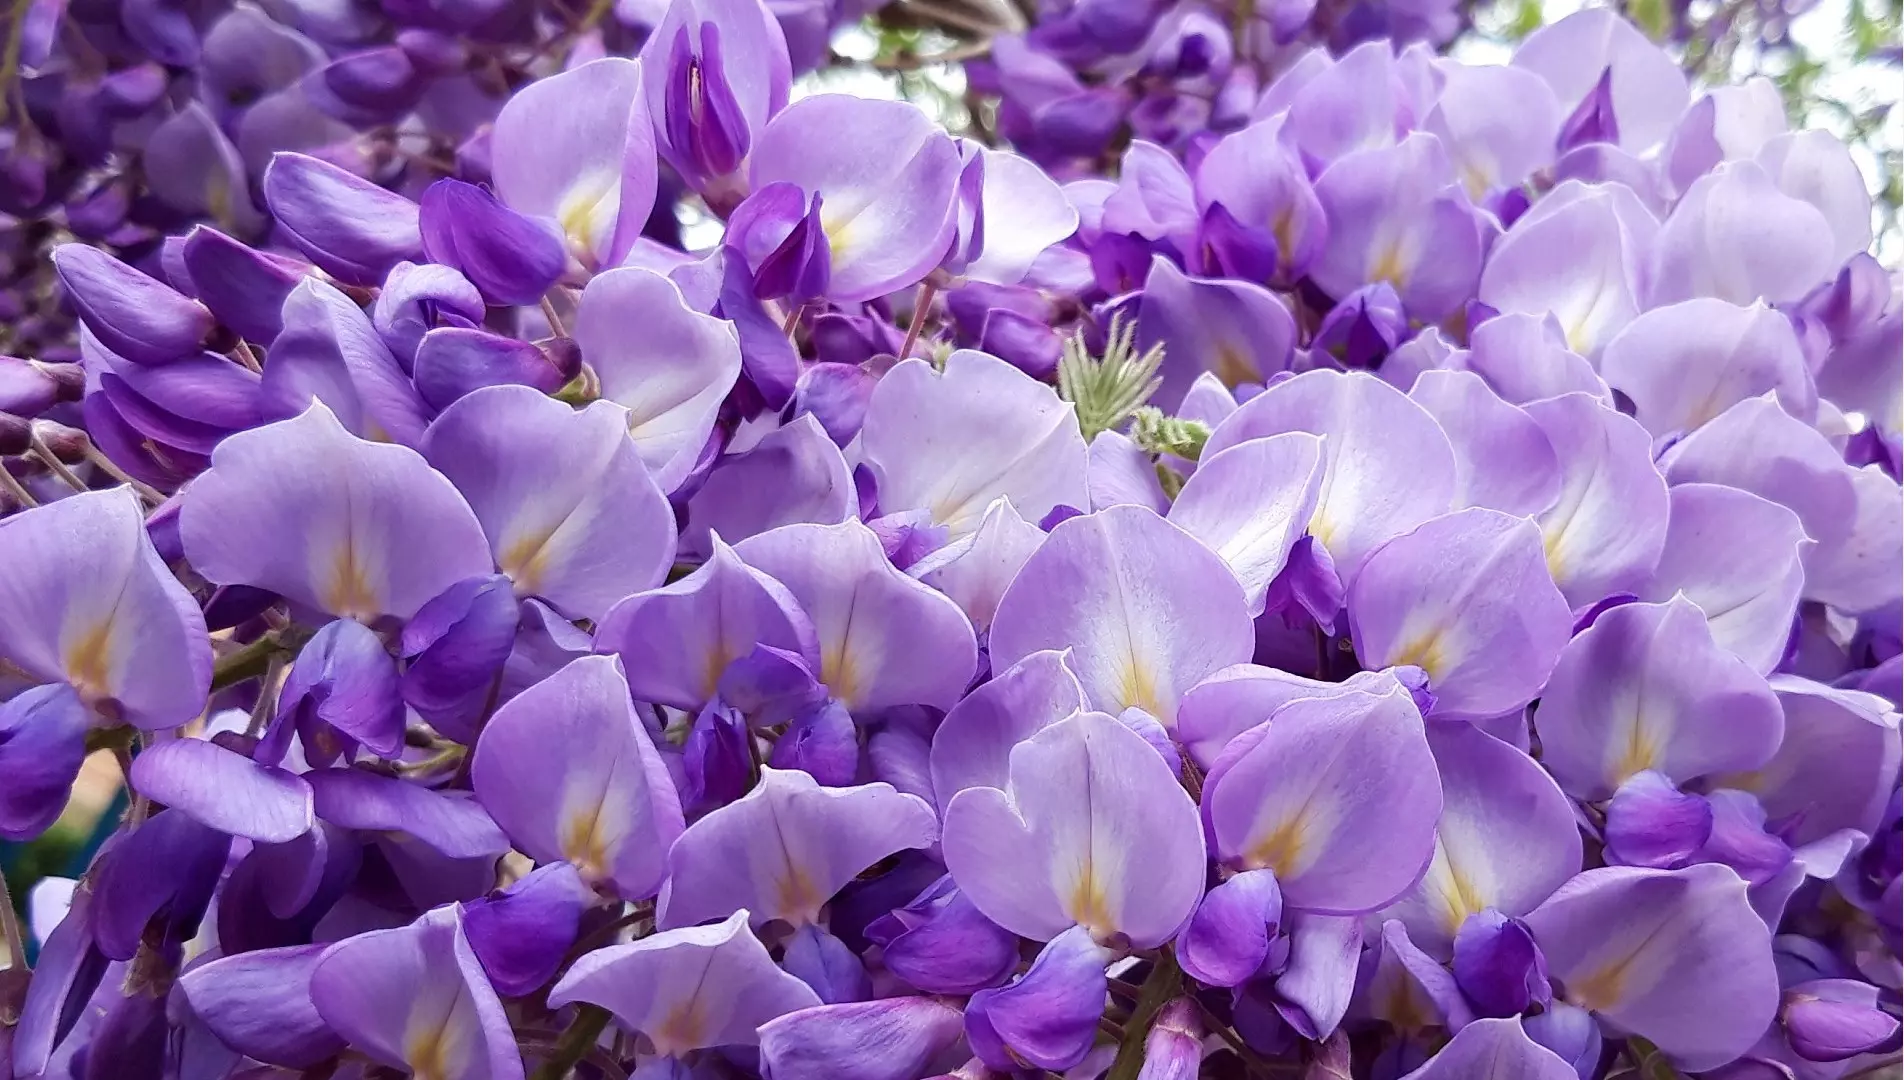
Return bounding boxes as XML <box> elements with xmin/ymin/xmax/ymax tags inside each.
<box><xmin>79</xmin><ymin>439</ymin><xmax>164</xmax><ymax>505</ymax></box>
<box><xmin>27</xmin><ymin>435</ymin><xmax>88</xmax><ymax>493</ymax></box>
<box><xmin>212</xmin><ymin>634</ymin><xmax>293</xmax><ymax>692</ymax></box>
<box><xmin>530</xmin><ymin>1003</ymin><xmax>612</xmax><ymax>1080</ymax></box>
<box><xmin>0</xmin><ymin>464</ymin><xmax>39</xmax><ymax>510</ymax></box>
<box><xmin>1106</xmin><ymin>950</ymin><xmax>1182</xmax><ymax>1080</ymax></box>
<box><xmin>244</xmin><ymin>654</ymin><xmax>289</xmax><ymax>739</ymax></box>
<box><xmin>0</xmin><ymin>860</ymin><xmax>25</xmax><ymax>972</ymax></box>
<box><xmin>540</xmin><ymin>294</ymin><xmax>569</xmax><ymax>338</ymax></box>
<box><xmin>899</xmin><ymin>281</ymin><xmax>938</xmax><ymax>361</ymax></box>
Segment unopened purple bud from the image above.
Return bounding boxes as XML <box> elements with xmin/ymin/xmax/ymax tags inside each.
<box><xmin>271</xmin><ymin>618</ymin><xmax>405</xmax><ymax>766</ymax></box>
<box><xmin>751</xmin><ymin>190</ymin><xmax>832</xmax><ymax>305</ymax></box>
<box><xmin>791</xmin><ymin>361</ymin><xmax>880</xmax><ymax>447</ymax></box>
<box><xmin>1781</xmin><ymin>979</ymin><xmax>1901</xmax><ymax>1062</ymax></box>
<box><xmin>978</xmin><ymin>308</ymin><xmax>1064</xmax><ymax>381</ymax></box>
<box><xmin>1177</xmin><ymin>869</ymin><xmax>1284</xmax><ymax>988</ymax></box>
<box><xmin>51</xmin><ymin>244</ymin><xmax>212</xmax><ymax>365</ymax></box>
<box><xmin>63</xmin><ymin>180</ymin><xmax>130</xmax><ymax>241</ymax></box>
<box><xmin>459</xmin><ymin>862</ymin><xmax>590</xmax><ymax>997</ymax></box>
<box><xmin>1451</xmin><ymin>908</ymin><xmax>1551</xmax><ymax>1018</ymax></box>
<box><xmin>371</xmin><ymin>261</ymin><xmax>486</xmax><ymax>368</ymax></box>
<box><xmin>1116</xmin><ymin>706</ymin><xmax>1181</xmax><ymax>775</ymax></box>
<box><xmin>664</xmin><ymin>22</ymin><xmax>752</xmax><ymax>190</ymax></box>
<box><xmin>1557</xmin><ymin>67</ymin><xmax>1620</xmax><ymax>153</ymax></box>
<box><xmin>0</xmin><ymin>357</ymin><xmax>82</xmax><ymax>416</ymax></box>
<box><xmin>264</xmin><ymin>152</ymin><xmax>424</xmax><ymax>286</ymax></box>
<box><xmin>1034</xmin><ymin>87</ymin><xmax>1129</xmax><ymax>159</ymax></box>
<box><xmin>1197</xmin><ymin>201</ymin><xmax>1280</xmax><ymax>284</ymax></box>
<box><xmin>771</xmin><ymin>698</ymin><xmax>859</xmax><ymax>785</ymax></box>
<box><xmin>1312</xmin><ymin>283</ymin><xmax>1407</xmax><ymax>370</ymax></box>
<box><xmin>1262</xmin><ymin>534</ymin><xmax>1345</xmax><ymax>634</ymax></box>
<box><xmin>99</xmin><ymin>63</ymin><xmax>169</xmax><ymax>117</ymax></box>
<box><xmin>759</xmin><ymin>996</ymin><xmax>967</xmax><ymax>1080</ymax></box>
<box><xmin>0</xmin><ymin>413</ymin><xmax>30</xmax><ymax>456</ymax></box>
<box><xmin>1137</xmin><ymin>998</ymin><xmax>1203</xmax><ymax>1080</ymax></box>
<box><xmin>1523</xmin><ymin>1002</ymin><xmax>1603</xmax><ymax>1080</ymax></box>
<box><xmin>395</xmin><ymin>29</ymin><xmax>467</xmax><ymax>76</ymax></box>
<box><xmin>867</xmin><ymin>876</ymin><xmax>1020</xmax><ymax>995</ymax></box>
<box><xmin>717</xmin><ymin>644</ymin><xmax>826</xmax><ymax>728</ymax></box>
<box><xmin>1088</xmin><ymin>231</ymin><xmax>1154</xmax><ymax>296</ymax></box>
<box><xmin>180</xmin><ymin>226</ymin><xmax>307</xmax><ymax>344</ymax></box>
<box><xmin>399</xmin><ymin>573</ymin><xmax>520</xmax><ymax>737</ymax></box>
<box><xmin>419</xmin><ymin>178</ymin><xmax>567</xmax><ymax>307</ymax></box>
<box><xmin>412</xmin><ymin>326</ymin><xmax>571</xmax><ymax>411</ymax></box>
<box><xmin>868</xmin><ymin>509</ymin><xmax>951</xmax><ymax>570</ymax></box>
<box><xmin>308</xmin><ymin>46</ymin><xmax>425</xmax><ymax>125</ymax></box>
<box><xmin>1603</xmin><ymin>770</ymin><xmax>1713</xmax><ymax>869</ymax></box>
<box><xmin>684</xmin><ymin>700</ymin><xmax>753</xmax><ymax>813</ymax></box>
<box><xmin>784</xmin><ymin>923</ymin><xmax>872</xmax><ymax>1004</ymax></box>
<box><xmin>0</xmin><ymin>684</ymin><xmax>93</xmax><ymax>843</ymax></box>
<box><xmin>965</xmin><ymin>926</ymin><xmax>1110</xmax><ymax>1072</ymax></box>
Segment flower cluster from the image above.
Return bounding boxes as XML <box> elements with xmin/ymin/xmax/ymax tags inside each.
<box><xmin>0</xmin><ymin>0</ymin><xmax>1900</xmax><ymax>1078</ymax></box>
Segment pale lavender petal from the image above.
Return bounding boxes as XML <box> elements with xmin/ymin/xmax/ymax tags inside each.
<box><xmin>595</xmin><ymin>534</ymin><xmax>816</xmax><ymax>711</ymax></box>
<box><xmin>1718</xmin><ymin>677</ymin><xmax>1901</xmax><ymax>848</ymax></box>
<box><xmin>1407</xmin><ymin>370</ymin><xmax>1562</xmax><ymax>517</ymax></box>
<box><xmin>681</xmin><ymin>415</ymin><xmax>855</xmax><ymax>556</ymax></box>
<box><xmin>1167</xmin><ymin>432</ymin><xmax>1324</xmax><ymax>615</ymax></box>
<box><xmin>859</xmin><ymin>350</ymin><xmax>1088</xmax><ymax>537</ymax></box>
<box><xmin>1651</xmin><ymin>161</ymin><xmax>1838</xmax><ymax>307</ymax></box>
<box><xmin>423</xmin><ymin>385</ymin><xmax>675</xmax><ymax>620</ymax></box>
<box><xmin>1347</xmin><ymin>508</ymin><xmax>1573</xmax><ymax>721</ymax></box>
<box><xmin>928</xmin><ymin>648</ymin><xmax>1085</xmax><ymax>809</ymax></box>
<box><xmin>906</xmin><ymin>496</ymin><xmax>1048</xmax><ymax>634</ymax></box>
<box><xmin>1523</xmin><ymin>392</ymin><xmax>1670</xmax><ymax>608</ymax></box>
<box><xmin>1600</xmin><ymin>299</ymin><xmax>1815</xmax><ymax>436</ymax></box>
<box><xmin>1643</xmin><ymin>483</ymin><xmax>1808</xmax><ymax>676</ymax></box>
<box><xmin>659</xmin><ymin>768</ymin><xmax>938</xmax><ymax>929</ymax></box>
<box><xmin>735</xmin><ymin>520</ymin><xmax>977</xmax><ymax>713</ymax></box>
<box><xmin>471</xmin><ymin>655</ymin><xmax>682</xmax><ymax>898</ymax></box>
<box><xmin>1524</xmin><ymin>864</ymin><xmax>1779</xmax><ymax>1072</ymax></box>
<box><xmin>989</xmin><ymin>505</ymin><xmax>1253</xmax><ymax>725</ymax></box>
<box><xmin>941</xmin><ymin>711</ymin><xmax>1206</xmax><ymax>947</ymax></box>
<box><xmin>1512</xmin><ymin>7</ymin><xmax>1688</xmax><ymax>153</ymax></box>
<box><xmin>1399</xmin><ymin>1017</ymin><xmax>1577</xmax><ymax>1080</ymax></box>
<box><xmin>180</xmin><ymin>402</ymin><xmax>493</xmax><ymax>621</ymax></box>
<box><xmin>179</xmin><ymin>944</ymin><xmax>342</xmax><ymax>1068</ymax></box>
<box><xmin>129</xmin><ymin>737</ymin><xmax>313</xmax><ymax>843</ymax></box>
<box><xmin>1204</xmin><ymin>683</ymin><xmax>1440</xmax><ymax>914</ymax></box>
<box><xmin>1203</xmin><ymin>369</ymin><xmax>1457</xmax><ymax>579</ymax></box>
<box><xmin>549</xmin><ymin>909</ymin><xmax>821</xmax><ymax>1053</ymax></box>
<box><xmin>1535</xmin><ymin>596</ymin><xmax>1783</xmax><ymax>800</ymax></box>
<box><xmin>0</xmin><ymin>487</ymin><xmax>210</xmax><ymax>729</ymax></box>
<box><xmin>1383</xmin><ymin>722</ymin><xmax>1583</xmax><ymax>957</ymax></box>
<box><xmin>574</xmin><ymin>267</ymin><xmax>742</xmax><ymax>493</ymax></box>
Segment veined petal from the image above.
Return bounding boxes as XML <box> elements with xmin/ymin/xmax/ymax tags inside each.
<box><xmin>1643</xmin><ymin>483</ymin><xmax>1808</xmax><ymax>676</ymax></box>
<box><xmin>735</xmin><ymin>520</ymin><xmax>976</xmax><ymax>713</ymax></box>
<box><xmin>549</xmin><ymin>910</ymin><xmax>820</xmax><ymax>1054</ymax></box>
<box><xmin>941</xmin><ymin>711</ymin><xmax>1205</xmax><ymax>948</ymax></box>
<box><xmin>0</xmin><ymin>487</ymin><xmax>210</xmax><ymax>728</ymax></box>
<box><xmin>990</xmin><ymin>505</ymin><xmax>1252</xmax><ymax>726</ymax></box>
<box><xmin>1534</xmin><ymin>596</ymin><xmax>1783</xmax><ymax>800</ymax></box>
<box><xmin>470</xmin><ymin>655</ymin><xmax>683</xmax><ymax>899</ymax></box>
<box><xmin>308</xmin><ymin>906</ymin><xmax>524</xmax><ymax>1080</ymax></box>
<box><xmin>1524</xmin><ymin>864</ymin><xmax>1778</xmax><ymax>1072</ymax></box>
<box><xmin>659</xmin><ymin>768</ymin><xmax>938</xmax><ymax>929</ymax></box>
<box><xmin>859</xmin><ymin>350</ymin><xmax>1088</xmax><ymax>536</ymax></box>
<box><xmin>1203</xmin><ymin>684</ymin><xmax>1441</xmax><ymax>914</ymax></box>
<box><xmin>180</xmin><ymin>402</ymin><xmax>493</xmax><ymax>621</ymax></box>
<box><xmin>928</xmin><ymin>649</ymin><xmax>1086</xmax><ymax>809</ymax></box>
<box><xmin>424</xmin><ymin>385</ymin><xmax>675</xmax><ymax>620</ymax></box>
<box><xmin>1167</xmin><ymin>432</ymin><xmax>1325</xmax><ymax>615</ymax></box>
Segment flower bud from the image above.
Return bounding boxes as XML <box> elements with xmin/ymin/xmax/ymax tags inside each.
<box><xmin>867</xmin><ymin>875</ymin><xmax>1020</xmax><ymax>995</ymax></box>
<box><xmin>264</xmin><ymin>152</ymin><xmax>424</xmax><ymax>286</ymax></box>
<box><xmin>51</xmin><ymin>244</ymin><xmax>212</xmax><ymax>365</ymax></box>
<box><xmin>180</xmin><ymin>226</ymin><xmax>307</xmax><ymax>344</ymax></box>
<box><xmin>771</xmin><ymin>698</ymin><xmax>859</xmax><ymax>786</ymax></box>
<box><xmin>783</xmin><ymin>923</ymin><xmax>872</xmax><ymax>1004</ymax></box>
<box><xmin>1781</xmin><ymin>978</ymin><xmax>1902</xmax><ymax>1062</ymax></box>
<box><xmin>459</xmin><ymin>862</ymin><xmax>589</xmax><ymax>997</ymax></box>
<box><xmin>965</xmin><ymin>925</ymin><xmax>1110</xmax><ymax>1072</ymax></box>
<box><xmin>419</xmin><ymin>178</ymin><xmax>568</xmax><ymax>307</ymax></box>
<box><xmin>1603</xmin><ymin>769</ymin><xmax>1712</xmax><ymax>869</ymax></box>
<box><xmin>1452</xmin><ymin>908</ymin><xmax>1551</xmax><ymax>1018</ymax></box>
<box><xmin>1137</xmin><ymin>998</ymin><xmax>1204</xmax><ymax>1080</ymax></box>
<box><xmin>412</xmin><ymin>326</ymin><xmax>571</xmax><ymax>411</ymax></box>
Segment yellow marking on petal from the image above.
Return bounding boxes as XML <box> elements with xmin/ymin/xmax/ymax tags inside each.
<box><xmin>1385</xmin><ymin>980</ymin><xmax>1429</xmax><ymax>1032</ymax></box>
<box><xmin>1244</xmin><ymin>817</ymin><xmax>1307</xmax><ymax>878</ymax></box>
<box><xmin>1271</xmin><ymin>208</ymin><xmax>1297</xmax><ymax>266</ymax></box>
<box><xmin>1369</xmin><ymin>241</ymin><xmax>1410</xmax><ymax>290</ymax></box>
<box><xmin>651</xmin><ymin>1000</ymin><xmax>708</xmax><ymax>1057</ymax></box>
<box><xmin>499</xmin><ymin>527</ymin><xmax>558</xmax><ymax>596</ymax></box>
<box><xmin>1067</xmin><ymin>870</ymin><xmax>1115</xmax><ymax>936</ymax></box>
<box><xmin>63</xmin><ymin>619</ymin><xmax>116</xmax><ymax>701</ymax></box>
<box><xmin>1567</xmin><ymin>951</ymin><xmax>1638</xmax><ymax>1013</ymax></box>
<box><xmin>1542</xmin><ymin>527</ymin><xmax>1569</xmax><ymax>583</ymax></box>
<box><xmin>1113</xmin><ymin>658</ymin><xmax>1163</xmax><ymax>717</ymax></box>
<box><xmin>821</xmin><ymin>642</ymin><xmax>860</xmax><ymax>709</ymax></box>
<box><xmin>699</xmin><ymin>642</ymin><xmax>735</xmax><ymax>701</ymax></box>
<box><xmin>561</xmin><ymin>800</ymin><xmax>613</xmax><ymax>881</ymax></box>
<box><xmin>824</xmin><ymin>214</ymin><xmax>856</xmax><ymax>264</ymax></box>
<box><xmin>1611</xmin><ymin>720</ymin><xmax>1660</xmax><ymax>787</ymax></box>
<box><xmin>1436</xmin><ymin>861</ymin><xmax>1489</xmax><ymax>935</ymax></box>
<box><xmin>324</xmin><ymin>543</ymin><xmax>380</xmax><ymax>620</ymax></box>
<box><xmin>558</xmin><ymin>173</ymin><xmax>618</xmax><ymax>263</ymax></box>
<box><xmin>406</xmin><ymin>1024</ymin><xmax>454</xmax><ymax>1080</ymax></box>
<box><xmin>1213</xmin><ymin>342</ymin><xmax>1261</xmax><ymax>387</ymax></box>
<box><xmin>775</xmin><ymin>866</ymin><xmax>826</xmax><ymax>923</ymax></box>
<box><xmin>1391</xmin><ymin>629</ymin><xmax>1447</xmax><ymax>679</ymax></box>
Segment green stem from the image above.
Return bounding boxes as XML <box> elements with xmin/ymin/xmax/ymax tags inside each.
<box><xmin>211</xmin><ymin>635</ymin><xmax>291</xmax><ymax>692</ymax></box>
<box><xmin>1105</xmin><ymin>950</ymin><xmax>1181</xmax><ymax>1080</ymax></box>
<box><xmin>530</xmin><ymin>1004</ymin><xmax>612</xmax><ymax>1080</ymax></box>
